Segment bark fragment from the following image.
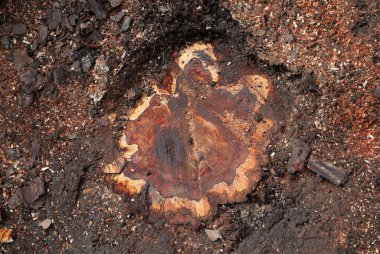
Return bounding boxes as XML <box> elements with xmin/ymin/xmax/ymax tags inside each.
<box><xmin>307</xmin><ymin>155</ymin><xmax>349</xmax><ymax>186</ymax></box>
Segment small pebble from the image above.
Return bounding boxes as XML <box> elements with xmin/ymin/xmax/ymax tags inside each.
<box><xmin>13</xmin><ymin>50</ymin><xmax>32</xmax><ymax>71</ymax></box>
<box><xmin>39</xmin><ymin>218</ymin><xmax>52</xmax><ymax>230</ymax></box>
<box><xmin>12</xmin><ymin>23</ymin><xmax>28</xmax><ymax>35</ymax></box>
<box><xmin>37</xmin><ymin>25</ymin><xmax>49</xmax><ymax>45</ymax></box>
<box><xmin>375</xmin><ymin>85</ymin><xmax>380</xmax><ymax>99</ymax></box>
<box><xmin>88</xmin><ymin>30</ymin><xmax>103</xmax><ymax>43</ymax></box>
<box><xmin>205</xmin><ymin>229</ymin><xmax>222</xmax><ymax>242</ymax></box>
<box><xmin>88</xmin><ymin>0</ymin><xmax>108</xmax><ymax>20</ymax></box>
<box><xmin>111</xmin><ymin>10</ymin><xmax>126</xmax><ymax>22</ymax></box>
<box><xmin>6</xmin><ymin>149</ymin><xmax>21</xmax><ymax>160</ymax></box>
<box><xmin>108</xmin><ymin>0</ymin><xmax>122</xmax><ymax>8</ymax></box>
<box><xmin>46</xmin><ymin>8</ymin><xmax>62</xmax><ymax>30</ymax></box>
<box><xmin>0</xmin><ymin>36</ymin><xmax>11</xmax><ymax>49</ymax></box>
<box><xmin>68</xmin><ymin>14</ymin><xmax>78</xmax><ymax>26</ymax></box>
<box><xmin>120</xmin><ymin>16</ymin><xmax>133</xmax><ymax>32</ymax></box>
<box><xmin>68</xmin><ymin>133</ymin><xmax>77</xmax><ymax>140</ymax></box>
<box><xmin>19</xmin><ymin>68</ymin><xmax>38</xmax><ymax>86</ymax></box>
<box><xmin>81</xmin><ymin>55</ymin><xmax>93</xmax><ymax>72</ymax></box>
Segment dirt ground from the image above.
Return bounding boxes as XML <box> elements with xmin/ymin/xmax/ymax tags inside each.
<box><xmin>0</xmin><ymin>0</ymin><xmax>379</xmax><ymax>253</ymax></box>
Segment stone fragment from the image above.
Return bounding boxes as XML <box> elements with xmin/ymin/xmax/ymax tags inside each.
<box><xmin>284</xmin><ymin>33</ymin><xmax>294</xmax><ymax>43</ymax></box>
<box><xmin>21</xmin><ymin>176</ymin><xmax>45</xmax><ymax>207</ymax></box>
<box><xmin>120</xmin><ymin>16</ymin><xmax>132</xmax><ymax>32</ymax></box>
<box><xmin>46</xmin><ymin>8</ymin><xmax>63</xmax><ymax>30</ymax></box>
<box><xmin>88</xmin><ymin>29</ymin><xmax>103</xmax><ymax>42</ymax></box>
<box><xmin>22</xmin><ymin>74</ymin><xmax>45</xmax><ymax>94</ymax></box>
<box><xmin>81</xmin><ymin>55</ymin><xmax>94</xmax><ymax>72</ymax></box>
<box><xmin>6</xmin><ymin>149</ymin><xmax>21</xmax><ymax>160</ymax></box>
<box><xmin>0</xmin><ymin>36</ymin><xmax>11</xmax><ymax>49</ymax></box>
<box><xmin>287</xmin><ymin>139</ymin><xmax>311</xmax><ymax>174</ymax></box>
<box><xmin>307</xmin><ymin>155</ymin><xmax>349</xmax><ymax>186</ymax></box>
<box><xmin>19</xmin><ymin>68</ymin><xmax>38</xmax><ymax>85</ymax></box>
<box><xmin>18</xmin><ymin>89</ymin><xmax>35</xmax><ymax>107</ymax></box>
<box><xmin>13</xmin><ymin>50</ymin><xmax>32</xmax><ymax>71</ymax></box>
<box><xmin>108</xmin><ymin>0</ymin><xmax>122</xmax><ymax>8</ymax></box>
<box><xmin>8</xmin><ymin>189</ymin><xmax>22</xmax><ymax>209</ymax></box>
<box><xmin>62</xmin><ymin>15</ymin><xmax>74</xmax><ymax>32</ymax></box>
<box><xmin>88</xmin><ymin>55</ymin><xmax>109</xmax><ymax>103</ymax></box>
<box><xmin>375</xmin><ymin>85</ymin><xmax>380</xmax><ymax>99</ymax></box>
<box><xmin>39</xmin><ymin>218</ymin><xmax>52</xmax><ymax>230</ymax></box>
<box><xmin>54</xmin><ymin>64</ymin><xmax>69</xmax><ymax>85</ymax></box>
<box><xmin>12</xmin><ymin>23</ymin><xmax>28</xmax><ymax>35</ymax></box>
<box><xmin>68</xmin><ymin>133</ymin><xmax>77</xmax><ymax>140</ymax></box>
<box><xmin>111</xmin><ymin>10</ymin><xmax>126</xmax><ymax>22</ymax></box>
<box><xmin>37</xmin><ymin>25</ymin><xmax>49</xmax><ymax>45</ymax></box>
<box><xmin>88</xmin><ymin>0</ymin><xmax>108</xmax><ymax>20</ymax></box>
<box><xmin>205</xmin><ymin>229</ymin><xmax>222</xmax><ymax>242</ymax></box>
<box><xmin>25</xmin><ymin>141</ymin><xmax>41</xmax><ymax>170</ymax></box>
<box><xmin>68</xmin><ymin>14</ymin><xmax>78</xmax><ymax>26</ymax></box>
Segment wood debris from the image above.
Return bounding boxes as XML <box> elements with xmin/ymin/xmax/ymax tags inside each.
<box><xmin>307</xmin><ymin>155</ymin><xmax>349</xmax><ymax>186</ymax></box>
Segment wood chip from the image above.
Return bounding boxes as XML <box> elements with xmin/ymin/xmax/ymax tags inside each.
<box><xmin>0</xmin><ymin>227</ymin><xmax>14</xmax><ymax>243</ymax></box>
<box><xmin>39</xmin><ymin>218</ymin><xmax>52</xmax><ymax>230</ymax></box>
<box><xmin>205</xmin><ymin>229</ymin><xmax>222</xmax><ymax>242</ymax></box>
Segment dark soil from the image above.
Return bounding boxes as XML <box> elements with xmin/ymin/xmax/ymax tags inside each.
<box><xmin>0</xmin><ymin>0</ymin><xmax>379</xmax><ymax>253</ymax></box>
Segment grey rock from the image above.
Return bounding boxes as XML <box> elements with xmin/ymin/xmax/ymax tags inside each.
<box><xmin>22</xmin><ymin>74</ymin><xmax>45</xmax><ymax>94</ymax></box>
<box><xmin>13</xmin><ymin>50</ymin><xmax>32</xmax><ymax>71</ymax></box>
<box><xmin>0</xmin><ymin>36</ymin><xmax>11</xmax><ymax>49</ymax></box>
<box><xmin>68</xmin><ymin>14</ymin><xmax>78</xmax><ymax>26</ymax></box>
<box><xmin>96</xmin><ymin>117</ymin><xmax>108</xmax><ymax>126</ymax></box>
<box><xmin>6</xmin><ymin>149</ymin><xmax>21</xmax><ymax>160</ymax></box>
<box><xmin>111</xmin><ymin>10</ymin><xmax>126</xmax><ymax>22</ymax></box>
<box><xmin>21</xmin><ymin>176</ymin><xmax>45</xmax><ymax>207</ymax></box>
<box><xmin>54</xmin><ymin>64</ymin><xmax>69</xmax><ymax>85</ymax></box>
<box><xmin>18</xmin><ymin>89</ymin><xmax>35</xmax><ymax>107</ymax></box>
<box><xmin>12</xmin><ymin>23</ymin><xmax>28</xmax><ymax>35</ymax></box>
<box><xmin>25</xmin><ymin>141</ymin><xmax>40</xmax><ymax>170</ymax></box>
<box><xmin>81</xmin><ymin>55</ymin><xmax>93</xmax><ymax>72</ymax></box>
<box><xmin>287</xmin><ymin>139</ymin><xmax>311</xmax><ymax>174</ymax></box>
<box><xmin>62</xmin><ymin>16</ymin><xmax>74</xmax><ymax>32</ymax></box>
<box><xmin>88</xmin><ymin>0</ymin><xmax>108</xmax><ymax>20</ymax></box>
<box><xmin>88</xmin><ymin>29</ymin><xmax>103</xmax><ymax>42</ymax></box>
<box><xmin>68</xmin><ymin>133</ymin><xmax>78</xmax><ymax>140</ymax></box>
<box><xmin>19</xmin><ymin>68</ymin><xmax>38</xmax><ymax>85</ymax></box>
<box><xmin>8</xmin><ymin>189</ymin><xmax>23</xmax><ymax>209</ymax></box>
<box><xmin>108</xmin><ymin>0</ymin><xmax>122</xmax><ymax>8</ymax></box>
<box><xmin>120</xmin><ymin>16</ymin><xmax>132</xmax><ymax>32</ymax></box>
<box><xmin>46</xmin><ymin>8</ymin><xmax>63</xmax><ymax>30</ymax></box>
<box><xmin>37</xmin><ymin>25</ymin><xmax>49</xmax><ymax>45</ymax></box>
<box><xmin>284</xmin><ymin>33</ymin><xmax>294</xmax><ymax>43</ymax></box>
<box><xmin>375</xmin><ymin>85</ymin><xmax>380</xmax><ymax>99</ymax></box>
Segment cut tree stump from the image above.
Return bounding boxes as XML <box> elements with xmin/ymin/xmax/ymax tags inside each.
<box><xmin>104</xmin><ymin>42</ymin><xmax>277</xmax><ymax>225</ymax></box>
